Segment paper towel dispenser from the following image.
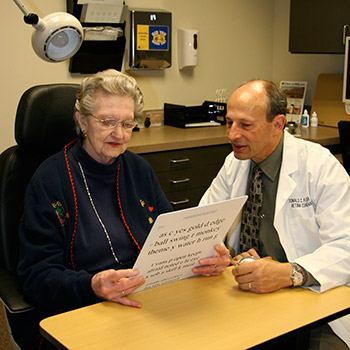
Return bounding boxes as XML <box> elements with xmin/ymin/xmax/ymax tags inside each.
<box><xmin>126</xmin><ymin>9</ymin><xmax>172</xmax><ymax>69</ymax></box>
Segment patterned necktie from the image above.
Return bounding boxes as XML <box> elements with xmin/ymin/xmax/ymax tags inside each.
<box><xmin>240</xmin><ymin>165</ymin><xmax>263</xmax><ymax>253</ymax></box>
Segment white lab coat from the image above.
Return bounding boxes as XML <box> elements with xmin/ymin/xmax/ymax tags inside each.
<box><xmin>200</xmin><ymin>130</ymin><xmax>350</xmax><ymax>347</ymax></box>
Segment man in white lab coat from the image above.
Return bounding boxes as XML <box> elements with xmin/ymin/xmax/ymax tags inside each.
<box><xmin>200</xmin><ymin>80</ymin><xmax>350</xmax><ymax>349</ymax></box>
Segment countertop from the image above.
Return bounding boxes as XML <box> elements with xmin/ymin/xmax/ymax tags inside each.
<box><xmin>127</xmin><ymin>125</ymin><xmax>340</xmax><ymax>154</ymax></box>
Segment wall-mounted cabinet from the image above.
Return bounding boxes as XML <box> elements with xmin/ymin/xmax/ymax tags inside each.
<box><xmin>66</xmin><ymin>0</ymin><xmax>127</xmax><ymax>73</ymax></box>
<box><xmin>289</xmin><ymin>0</ymin><xmax>350</xmax><ymax>54</ymax></box>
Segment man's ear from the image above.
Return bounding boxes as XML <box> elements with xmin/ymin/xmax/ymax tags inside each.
<box><xmin>75</xmin><ymin>112</ymin><xmax>88</xmax><ymax>133</ymax></box>
<box><xmin>273</xmin><ymin>114</ymin><xmax>286</xmax><ymax>133</ymax></box>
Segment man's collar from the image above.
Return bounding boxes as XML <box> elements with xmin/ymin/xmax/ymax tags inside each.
<box><xmin>252</xmin><ymin>133</ymin><xmax>284</xmax><ymax>181</ymax></box>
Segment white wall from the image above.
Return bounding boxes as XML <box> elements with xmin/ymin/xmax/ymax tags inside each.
<box><xmin>0</xmin><ymin>0</ymin><xmax>344</xmax><ymax>152</ymax></box>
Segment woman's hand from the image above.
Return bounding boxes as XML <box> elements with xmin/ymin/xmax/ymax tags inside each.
<box><xmin>192</xmin><ymin>244</ymin><xmax>231</xmax><ymax>276</ymax></box>
<box><xmin>91</xmin><ymin>269</ymin><xmax>146</xmax><ymax>308</ymax></box>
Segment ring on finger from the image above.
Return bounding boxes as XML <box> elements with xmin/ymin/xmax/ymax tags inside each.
<box><xmin>214</xmin><ymin>265</ymin><xmax>218</xmax><ymax>271</ymax></box>
<box><xmin>247</xmin><ymin>282</ymin><xmax>252</xmax><ymax>289</ymax></box>
<box><xmin>121</xmin><ymin>290</ymin><xmax>125</xmax><ymax>297</ymax></box>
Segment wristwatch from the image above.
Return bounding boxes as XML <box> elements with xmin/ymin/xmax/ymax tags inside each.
<box><xmin>290</xmin><ymin>263</ymin><xmax>305</xmax><ymax>287</ymax></box>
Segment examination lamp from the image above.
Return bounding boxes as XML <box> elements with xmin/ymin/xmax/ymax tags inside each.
<box><xmin>12</xmin><ymin>0</ymin><xmax>84</xmax><ymax>62</ymax></box>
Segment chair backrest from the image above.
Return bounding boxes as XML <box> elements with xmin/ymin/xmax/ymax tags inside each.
<box><xmin>338</xmin><ymin>120</ymin><xmax>350</xmax><ymax>175</ymax></box>
<box><xmin>0</xmin><ymin>84</ymin><xmax>79</xmax><ymax>276</ymax></box>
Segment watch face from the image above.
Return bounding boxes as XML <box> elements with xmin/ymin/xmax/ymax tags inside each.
<box><xmin>291</xmin><ymin>263</ymin><xmax>303</xmax><ymax>286</ymax></box>
<box><xmin>293</xmin><ymin>272</ymin><xmax>303</xmax><ymax>285</ymax></box>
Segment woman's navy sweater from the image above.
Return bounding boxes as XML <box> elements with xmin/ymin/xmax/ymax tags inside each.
<box><xmin>17</xmin><ymin>139</ymin><xmax>173</xmax><ymax>311</ymax></box>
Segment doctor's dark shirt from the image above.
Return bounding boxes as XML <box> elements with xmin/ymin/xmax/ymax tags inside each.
<box><xmin>247</xmin><ymin>134</ymin><xmax>287</xmax><ymax>262</ymax></box>
<box><xmin>246</xmin><ymin>133</ymin><xmax>317</xmax><ymax>286</ymax></box>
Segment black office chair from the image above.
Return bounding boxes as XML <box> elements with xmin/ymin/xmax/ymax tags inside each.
<box><xmin>338</xmin><ymin>120</ymin><xmax>350</xmax><ymax>175</ymax></box>
<box><xmin>0</xmin><ymin>83</ymin><xmax>79</xmax><ymax>347</ymax></box>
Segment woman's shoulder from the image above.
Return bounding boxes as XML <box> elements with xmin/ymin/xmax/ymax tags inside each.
<box><xmin>30</xmin><ymin>149</ymin><xmax>67</xmax><ymax>186</ymax></box>
<box><xmin>38</xmin><ymin>150</ymin><xmax>65</xmax><ymax>171</ymax></box>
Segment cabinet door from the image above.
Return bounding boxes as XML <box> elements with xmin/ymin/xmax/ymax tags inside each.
<box><xmin>289</xmin><ymin>0</ymin><xmax>350</xmax><ymax>54</ymax></box>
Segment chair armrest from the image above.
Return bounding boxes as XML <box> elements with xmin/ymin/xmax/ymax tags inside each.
<box><xmin>0</xmin><ymin>268</ymin><xmax>35</xmax><ymax>313</ymax></box>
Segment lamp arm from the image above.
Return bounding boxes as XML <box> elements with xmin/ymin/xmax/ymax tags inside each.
<box><xmin>12</xmin><ymin>0</ymin><xmax>46</xmax><ymax>28</ymax></box>
<box><xmin>31</xmin><ymin>17</ymin><xmax>46</xmax><ymax>31</ymax></box>
<box><xmin>12</xmin><ymin>0</ymin><xmax>30</xmax><ymax>16</ymax></box>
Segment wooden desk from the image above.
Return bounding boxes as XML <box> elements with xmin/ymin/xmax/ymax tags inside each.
<box><xmin>40</xmin><ymin>267</ymin><xmax>350</xmax><ymax>350</ymax></box>
<box><xmin>127</xmin><ymin>125</ymin><xmax>230</xmax><ymax>154</ymax></box>
<box><xmin>299</xmin><ymin>125</ymin><xmax>340</xmax><ymax>147</ymax></box>
<box><xmin>127</xmin><ymin>125</ymin><xmax>340</xmax><ymax>154</ymax></box>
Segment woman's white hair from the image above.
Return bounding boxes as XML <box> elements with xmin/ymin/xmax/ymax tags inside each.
<box><xmin>73</xmin><ymin>69</ymin><xmax>144</xmax><ymax>134</ymax></box>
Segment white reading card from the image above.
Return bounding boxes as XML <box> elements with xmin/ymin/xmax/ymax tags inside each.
<box><xmin>133</xmin><ymin>196</ymin><xmax>247</xmax><ymax>293</ymax></box>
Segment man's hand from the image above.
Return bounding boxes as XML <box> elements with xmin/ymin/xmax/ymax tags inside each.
<box><xmin>232</xmin><ymin>256</ymin><xmax>293</xmax><ymax>293</ymax></box>
<box><xmin>231</xmin><ymin>248</ymin><xmax>261</xmax><ymax>266</ymax></box>
<box><xmin>192</xmin><ymin>244</ymin><xmax>231</xmax><ymax>276</ymax></box>
<box><xmin>91</xmin><ymin>269</ymin><xmax>145</xmax><ymax>308</ymax></box>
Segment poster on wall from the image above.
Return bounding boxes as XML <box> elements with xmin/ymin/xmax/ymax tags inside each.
<box><xmin>137</xmin><ymin>24</ymin><xmax>169</xmax><ymax>51</ymax></box>
<box><xmin>279</xmin><ymin>81</ymin><xmax>308</xmax><ymax>122</ymax></box>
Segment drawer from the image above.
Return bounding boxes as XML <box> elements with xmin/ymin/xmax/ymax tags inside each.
<box><xmin>140</xmin><ymin>143</ymin><xmax>232</xmax><ymax>211</ymax></box>
<box><xmin>141</xmin><ymin>144</ymin><xmax>231</xmax><ymax>173</ymax></box>
<box><xmin>156</xmin><ymin>164</ymin><xmax>221</xmax><ymax>193</ymax></box>
<box><xmin>165</xmin><ymin>187</ymin><xmax>208</xmax><ymax>210</ymax></box>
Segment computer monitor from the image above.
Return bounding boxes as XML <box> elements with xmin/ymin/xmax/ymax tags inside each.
<box><xmin>342</xmin><ymin>36</ymin><xmax>350</xmax><ymax>114</ymax></box>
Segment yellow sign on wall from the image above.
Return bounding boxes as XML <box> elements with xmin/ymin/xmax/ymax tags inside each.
<box><xmin>136</xmin><ymin>24</ymin><xmax>169</xmax><ymax>51</ymax></box>
<box><xmin>137</xmin><ymin>25</ymin><xmax>149</xmax><ymax>50</ymax></box>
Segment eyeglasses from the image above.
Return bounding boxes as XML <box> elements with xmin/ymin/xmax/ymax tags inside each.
<box><xmin>89</xmin><ymin>114</ymin><xmax>137</xmax><ymax>130</ymax></box>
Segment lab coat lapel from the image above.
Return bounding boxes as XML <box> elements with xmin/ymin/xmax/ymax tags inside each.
<box><xmin>274</xmin><ymin>131</ymin><xmax>299</xmax><ymax>231</ymax></box>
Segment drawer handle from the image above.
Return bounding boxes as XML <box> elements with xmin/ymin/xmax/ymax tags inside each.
<box><xmin>170</xmin><ymin>158</ymin><xmax>190</xmax><ymax>164</ymax></box>
<box><xmin>170</xmin><ymin>178</ymin><xmax>190</xmax><ymax>184</ymax></box>
<box><xmin>170</xmin><ymin>199</ymin><xmax>190</xmax><ymax>205</ymax></box>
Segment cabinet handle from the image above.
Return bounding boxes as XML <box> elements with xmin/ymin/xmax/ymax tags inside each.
<box><xmin>170</xmin><ymin>178</ymin><xmax>190</xmax><ymax>184</ymax></box>
<box><xmin>170</xmin><ymin>199</ymin><xmax>190</xmax><ymax>205</ymax></box>
<box><xmin>170</xmin><ymin>158</ymin><xmax>190</xmax><ymax>164</ymax></box>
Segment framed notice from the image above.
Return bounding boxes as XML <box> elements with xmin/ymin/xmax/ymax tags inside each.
<box><xmin>133</xmin><ymin>196</ymin><xmax>247</xmax><ymax>293</ymax></box>
<box><xmin>279</xmin><ymin>81</ymin><xmax>307</xmax><ymax>122</ymax></box>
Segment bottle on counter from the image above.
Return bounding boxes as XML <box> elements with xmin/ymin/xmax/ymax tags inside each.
<box><xmin>301</xmin><ymin>109</ymin><xmax>309</xmax><ymax>128</ymax></box>
<box><xmin>311</xmin><ymin>111</ymin><xmax>318</xmax><ymax>127</ymax></box>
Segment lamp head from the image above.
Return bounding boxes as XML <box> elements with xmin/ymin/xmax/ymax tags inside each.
<box><xmin>31</xmin><ymin>12</ymin><xmax>84</xmax><ymax>62</ymax></box>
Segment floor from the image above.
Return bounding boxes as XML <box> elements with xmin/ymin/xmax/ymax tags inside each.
<box><xmin>0</xmin><ymin>303</ymin><xmax>17</xmax><ymax>350</ymax></box>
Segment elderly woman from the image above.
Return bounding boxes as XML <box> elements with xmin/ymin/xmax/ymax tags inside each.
<box><xmin>16</xmin><ymin>69</ymin><xmax>231</xmax><ymax>349</ymax></box>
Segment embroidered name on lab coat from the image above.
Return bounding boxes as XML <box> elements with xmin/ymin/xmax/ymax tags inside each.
<box><xmin>288</xmin><ymin>197</ymin><xmax>313</xmax><ymax>209</ymax></box>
